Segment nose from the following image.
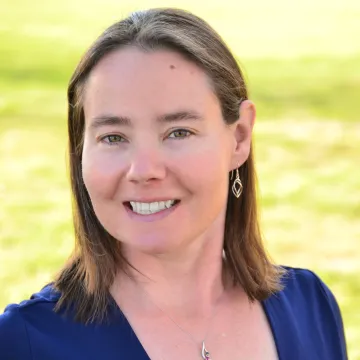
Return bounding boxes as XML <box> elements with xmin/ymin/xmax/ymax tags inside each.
<box><xmin>126</xmin><ymin>144</ymin><xmax>166</xmax><ymax>184</ymax></box>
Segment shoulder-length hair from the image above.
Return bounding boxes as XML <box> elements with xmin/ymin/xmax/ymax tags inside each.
<box><xmin>54</xmin><ymin>8</ymin><xmax>284</xmax><ymax>324</ymax></box>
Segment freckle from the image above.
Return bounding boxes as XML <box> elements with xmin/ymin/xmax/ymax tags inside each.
<box><xmin>170</xmin><ymin>64</ymin><xmax>176</xmax><ymax>69</ymax></box>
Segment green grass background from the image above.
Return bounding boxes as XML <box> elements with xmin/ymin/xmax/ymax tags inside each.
<box><xmin>0</xmin><ymin>0</ymin><xmax>359</xmax><ymax>357</ymax></box>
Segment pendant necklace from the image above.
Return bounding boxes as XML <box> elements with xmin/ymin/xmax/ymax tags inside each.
<box><xmin>202</xmin><ymin>341</ymin><xmax>211</xmax><ymax>360</ymax></box>
<box><xmin>139</xmin><ymin>285</ymin><xmax>224</xmax><ymax>360</ymax></box>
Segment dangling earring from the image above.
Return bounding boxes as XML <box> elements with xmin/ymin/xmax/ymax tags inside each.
<box><xmin>231</xmin><ymin>167</ymin><xmax>243</xmax><ymax>198</ymax></box>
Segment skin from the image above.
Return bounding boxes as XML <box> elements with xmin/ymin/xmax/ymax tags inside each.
<box><xmin>81</xmin><ymin>47</ymin><xmax>277</xmax><ymax>359</ymax></box>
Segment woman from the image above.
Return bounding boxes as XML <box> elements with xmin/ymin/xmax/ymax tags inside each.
<box><xmin>0</xmin><ymin>8</ymin><xmax>347</xmax><ymax>360</ymax></box>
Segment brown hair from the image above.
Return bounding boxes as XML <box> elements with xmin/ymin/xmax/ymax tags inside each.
<box><xmin>54</xmin><ymin>8</ymin><xmax>284</xmax><ymax>323</ymax></box>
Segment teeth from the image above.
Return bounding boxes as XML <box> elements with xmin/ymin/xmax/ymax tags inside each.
<box><xmin>135</xmin><ymin>202</ymin><xmax>140</xmax><ymax>214</ymax></box>
<box><xmin>140</xmin><ymin>203</ymin><xmax>150</xmax><ymax>212</ymax></box>
<box><xmin>129</xmin><ymin>200</ymin><xmax>176</xmax><ymax>215</ymax></box>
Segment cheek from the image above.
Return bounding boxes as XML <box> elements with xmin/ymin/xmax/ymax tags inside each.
<box><xmin>173</xmin><ymin>139</ymin><xmax>230</xmax><ymax>198</ymax></box>
<box><xmin>82</xmin><ymin>147</ymin><xmax>125</xmax><ymax>200</ymax></box>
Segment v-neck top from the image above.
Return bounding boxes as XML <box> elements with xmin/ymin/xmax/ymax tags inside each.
<box><xmin>0</xmin><ymin>267</ymin><xmax>347</xmax><ymax>360</ymax></box>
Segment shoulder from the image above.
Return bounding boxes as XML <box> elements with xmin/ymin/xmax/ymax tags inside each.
<box><xmin>269</xmin><ymin>266</ymin><xmax>347</xmax><ymax>358</ymax></box>
<box><xmin>279</xmin><ymin>266</ymin><xmax>342</xmax><ymax>317</ymax></box>
<box><xmin>0</xmin><ymin>284</ymin><xmax>60</xmax><ymax>360</ymax></box>
<box><xmin>0</xmin><ymin>303</ymin><xmax>32</xmax><ymax>359</ymax></box>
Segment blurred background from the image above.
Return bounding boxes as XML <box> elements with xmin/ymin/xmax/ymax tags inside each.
<box><xmin>0</xmin><ymin>0</ymin><xmax>359</xmax><ymax>357</ymax></box>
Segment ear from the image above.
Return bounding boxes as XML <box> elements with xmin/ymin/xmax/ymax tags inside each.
<box><xmin>229</xmin><ymin>100</ymin><xmax>256</xmax><ymax>171</ymax></box>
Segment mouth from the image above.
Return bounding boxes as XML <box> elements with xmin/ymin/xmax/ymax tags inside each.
<box><xmin>124</xmin><ymin>199</ymin><xmax>181</xmax><ymax>216</ymax></box>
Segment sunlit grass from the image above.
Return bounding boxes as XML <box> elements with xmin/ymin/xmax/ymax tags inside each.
<box><xmin>0</xmin><ymin>0</ymin><xmax>359</xmax><ymax>358</ymax></box>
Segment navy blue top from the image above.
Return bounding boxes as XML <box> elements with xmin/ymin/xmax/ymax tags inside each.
<box><xmin>0</xmin><ymin>267</ymin><xmax>347</xmax><ymax>359</ymax></box>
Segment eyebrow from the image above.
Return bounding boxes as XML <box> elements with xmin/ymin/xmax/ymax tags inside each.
<box><xmin>89</xmin><ymin>110</ymin><xmax>203</xmax><ymax>129</ymax></box>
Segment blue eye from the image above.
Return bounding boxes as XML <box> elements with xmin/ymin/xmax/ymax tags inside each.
<box><xmin>101</xmin><ymin>134</ymin><xmax>125</xmax><ymax>145</ymax></box>
<box><xmin>168</xmin><ymin>129</ymin><xmax>193</xmax><ymax>139</ymax></box>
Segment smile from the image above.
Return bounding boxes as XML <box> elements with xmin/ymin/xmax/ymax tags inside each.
<box><xmin>125</xmin><ymin>200</ymin><xmax>180</xmax><ymax>215</ymax></box>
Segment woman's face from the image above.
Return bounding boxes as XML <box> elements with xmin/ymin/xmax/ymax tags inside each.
<box><xmin>82</xmin><ymin>47</ymin><xmax>247</xmax><ymax>255</ymax></box>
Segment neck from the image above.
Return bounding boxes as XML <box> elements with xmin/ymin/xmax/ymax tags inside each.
<box><xmin>111</xmin><ymin>236</ymin><xmax>228</xmax><ymax>317</ymax></box>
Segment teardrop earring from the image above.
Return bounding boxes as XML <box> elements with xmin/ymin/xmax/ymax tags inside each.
<box><xmin>231</xmin><ymin>167</ymin><xmax>243</xmax><ymax>198</ymax></box>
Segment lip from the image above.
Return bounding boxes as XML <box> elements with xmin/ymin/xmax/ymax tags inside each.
<box><xmin>124</xmin><ymin>200</ymin><xmax>180</xmax><ymax>223</ymax></box>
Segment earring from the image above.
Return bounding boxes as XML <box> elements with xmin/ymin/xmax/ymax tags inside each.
<box><xmin>231</xmin><ymin>167</ymin><xmax>243</xmax><ymax>198</ymax></box>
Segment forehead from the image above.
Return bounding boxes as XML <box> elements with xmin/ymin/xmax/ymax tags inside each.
<box><xmin>83</xmin><ymin>47</ymin><xmax>221</xmax><ymax>120</ymax></box>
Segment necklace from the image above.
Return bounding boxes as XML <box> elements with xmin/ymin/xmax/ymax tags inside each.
<box><xmin>138</xmin><ymin>285</ymin><xmax>224</xmax><ymax>360</ymax></box>
<box><xmin>202</xmin><ymin>341</ymin><xmax>211</xmax><ymax>360</ymax></box>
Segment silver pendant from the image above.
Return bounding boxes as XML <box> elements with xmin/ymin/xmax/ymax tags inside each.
<box><xmin>201</xmin><ymin>341</ymin><xmax>211</xmax><ymax>360</ymax></box>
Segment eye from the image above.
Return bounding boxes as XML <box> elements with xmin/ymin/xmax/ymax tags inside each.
<box><xmin>100</xmin><ymin>134</ymin><xmax>126</xmax><ymax>145</ymax></box>
<box><xmin>168</xmin><ymin>129</ymin><xmax>193</xmax><ymax>140</ymax></box>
